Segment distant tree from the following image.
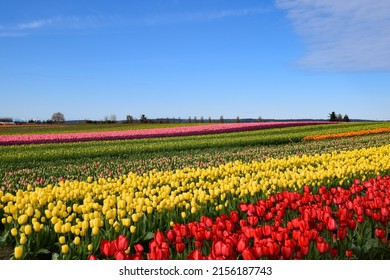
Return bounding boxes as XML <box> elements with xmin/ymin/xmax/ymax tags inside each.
<box><xmin>126</xmin><ymin>115</ymin><xmax>134</xmax><ymax>123</ymax></box>
<box><xmin>343</xmin><ymin>115</ymin><xmax>350</xmax><ymax>122</ymax></box>
<box><xmin>236</xmin><ymin>116</ymin><xmax>240</xmax><ymax>123</ymax></box>
<box><xmin>188</xmin><ymin>117</ymin><xmax>192</xmax><ymax>123</ymax></box>
<box><xmin>200</xmin><ymin>116</ymin><xmax>204</xmax><ymax>123</ymax></box>
<box><xmin>337</xmin><ymin>114</ymin><xmax>343</xmax><ymax>121</ymax></box>
<box><xmin>51</xmin><ymin>112</ymin><xmax>65</xmax><ymax>123</ymax></box>
<box><xmin>140</xmin><ymin>114</ymin><xmax>147</xmax><ymax>123</ymax></box>
<box><xmin>220</xmin><ymin>115</ymin><xmax>224</xmax><ymax>123</ymax></box>
<box><xmin>208</xmin><ymin>117</ymin><xmax>212</xmax><ymax>123</ymax></box>
<box><xmin>194</xmin><ymin>116</ymin><xmax>197</xmax><ymax>123</ymax></box>
<box><xmin>329</xmin><ymin>111</ymin><xmax>337</xmax><ymax>121</ymax></box>
<box><xmin>257</xmin><ymin>116</ymin><xmax>263</xmax><ymax>122</ymax></box>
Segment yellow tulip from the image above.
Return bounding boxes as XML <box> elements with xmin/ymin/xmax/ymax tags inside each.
<box><xmin>14</xmin><ymin>245</ymin><xmax>23</xmax><ymax>259</ymax></box>
<box><xmin>59</xmin><ymin>236</ymin><xmax>66</xmax><ymax>244</ymax></box>
<box><xmin>24</xmin><ymin>224</ymin><xmax>32</xmax><ymax>235</ymax></box>
<box><xmin>33</xmin><ymin>222</ymin><xmax>41</xmax><ymax>232</ymax></box>
<box><xmin>17</xmin><ymin>214</ymin><xmax>28</xmax><ymax>225</ymax></box>
<box><xmin>73</xmin><ymin>236</ymin><xmax>80</xmax><ymax>246</ymax></box>
<box><xmin>20</xmin><ymin>235</ymin><xmax>27</xmax><ymax>245</ymax></box>
<box><xmin>92</xmin><ymin>226</ymin><xmax>99</xmax><ymax>235</ymax></box>
<box><xmin>61</xmin><ymin>244</ymin><xmax>69</xmax><ymax>254</ymax></box>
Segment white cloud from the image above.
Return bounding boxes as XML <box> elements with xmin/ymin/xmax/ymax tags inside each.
<box><xmin>17</xmin><ymin>19</ymin><xmax>53</xmax><ymax>30</ymax></box>
<box><xmin>0</xmin><ymin>7</ymin><xmax>265</xmax><ymax>38</ymax></box>
<box><xmin>276</xmin><ymin>0</ymin><xmax>390</xmax><ymax>72</ymax></box>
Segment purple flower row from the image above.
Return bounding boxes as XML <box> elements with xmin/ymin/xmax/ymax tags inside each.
<box><xmin>0</xmin><ymin>121</ymin><xmax>332</xmax><ymax>145</ymax></box>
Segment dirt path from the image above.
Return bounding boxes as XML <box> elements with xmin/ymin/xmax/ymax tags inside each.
<box><xmin>0</xmin><ymin>246</ymin><xmax>12</xmax><ymax>260</ymax></box>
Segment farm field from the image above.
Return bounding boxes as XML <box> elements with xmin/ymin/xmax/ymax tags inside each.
<box><xmin>1</xmin><ymin>121</ymin><xmax>390</xmax><ymax>260</ymax></box>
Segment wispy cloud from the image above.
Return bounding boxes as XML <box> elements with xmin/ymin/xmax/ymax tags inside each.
<box><xmin>276</xmin><ymin>0</ymin><xmax>390</xmax><ymax>72</ymax></box>
<box><xmin>0</xmin><ymin>15</ymin><xmax>109</xmax><ymax>37</ymax></box>
<box><xmin>0</xmin><ymin>7</ymin><xmax>265</xmax><ymax>37</ymax></box>
<box><xmin>16</xmin><ymin>19</ymin><xmax>53</xmax><ymax>30</ymax></box>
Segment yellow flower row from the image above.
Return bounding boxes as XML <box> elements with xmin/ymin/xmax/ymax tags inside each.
<box><xmin>1</xmin><ymin>144</ymin><xmax>390</xmax><ymax>258</ymax></box>
<box><xmin>303</xmin><ymin>127</ymin><xmax>390</xmax><ymax>141</ymax></box>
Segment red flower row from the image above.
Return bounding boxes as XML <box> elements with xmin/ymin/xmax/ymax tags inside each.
<box><xmin>0</xmin><ymin>121</ymin><xmax>331</xmax><ymax>145</ymax></box>
<box><xmin>90</xmin><ymin>175</ymin><xmax>390</xmax><ymax>260</ymax></box>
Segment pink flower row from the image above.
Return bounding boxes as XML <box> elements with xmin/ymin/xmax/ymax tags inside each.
<box><xmin>0</xmin><ymin>121</ymin><xmax>332</xmax><ymax>145</ymax></box>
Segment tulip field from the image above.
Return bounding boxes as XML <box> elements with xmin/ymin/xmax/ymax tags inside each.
<box><xmin>1</xmin><ymin>121</ymin><xmax>390</xmax><ymax>260</ymax></box>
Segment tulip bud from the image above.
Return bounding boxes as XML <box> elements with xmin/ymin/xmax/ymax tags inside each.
<box><xmin>14</xmin><ymin>245</ymin><xmax>23</xmax><ymax>259</ymax></box>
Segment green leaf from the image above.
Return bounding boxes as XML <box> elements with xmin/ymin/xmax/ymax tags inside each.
<box><xmin>362</xmin><ymin>238</ymin><xmax>379</xmax><ymax>253</ymax></box>
<box><xmin>0</xmin><ymin>231</ymin><xmax>10</xmax><ymax>246</ymax></box>
<box><xmin>35</xmin><ymin>248</ymin><xmax>51</xmax><ymax>255</ymax></box>
<box><xmin>52</xmin><ymin>253</ymin><xmax>59</xmax><ymax>260</ymax></box>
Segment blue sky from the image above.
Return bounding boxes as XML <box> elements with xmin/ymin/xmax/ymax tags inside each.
<box><xmin>1</xmin><ymin>0</ymin><xmax>389</xmax><ymax>121</ymax></box>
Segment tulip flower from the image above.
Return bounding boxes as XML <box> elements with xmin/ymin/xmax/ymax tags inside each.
<box><xmin>114</xmin><ymin>234</ymin><xmax>129</xmax><ymax>252</ymax></box>
<box><xmin>87</xmin><ymin>254</ymin><xmax>98</xmax><ymax>260</ymax></box>
<box><xmin>375</xmin><ymin>228</ymin><xmax>386</xmax><ymax>240</ymax></box>
<box><xmin>14</xmin><ymin>245</ymin><xmax>23</xmax><ymax>260</ymax></box>
<box><xmin>100</xmin><ymin>240</ymin><xmax>115</xmax><ymax>257</ymax></box>
<box><xmin>326</xmin><ymin>218</ymin><xmax>337</xmax><ymax>231</ymax></box>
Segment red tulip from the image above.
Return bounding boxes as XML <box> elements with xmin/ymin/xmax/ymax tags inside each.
<box><xmin>229</xmin><ymin>210</ymin><xmax>240</xmax><ymax>223</ymax></box>
<box><xmin>326</xmin><ymin>217</ymin><xmax>337</xmax><ymax>231</ymax></box>
<box><xmin>212</xmin><ymin>240</ymin><xmax>224</xmax><ymax>257</ymax></box>
<box><xmin>134</xmin><ymin>243</ymin><xmax>144</xmax><ymax>253</ymax></box>
<box><xmin>114</xmin><ymin>234</ymin><xmax>129</xmax><ymax>252</ymax></box>
<box><xmin>187</xmin><ymin>249</ymin><xmax>204</xmax><ymax>260</ymax></box>
<box><xmin>348</xmin><ymin>219</ymin><xmax>357</xmax><ymax>230</ymax></box>
<box><xmin>298</xmin><ymin>236</ymin><xmax>309</xmax><ymax>248</ymax></box>
<box><xmin>176</xmin><ymin>242</ymin><xmax>185</xmax><ymax>253</ymax></box>
<box><xmin>380</xmin><ymin>207</ymin><xmax>389</xmax><ymax>217</ymax></box>
<box><xmin>242</xmin><ymin>248</ymin><xmax>256</xmax><ymax>260</ymax></box>
<box><xmin>87</xmin><ymin>254</ymin><xmax>98</xmax><ymax>260</ymax></box>
<box><xmin>114</xmin><ymin>251</ymin><xmax>127</xmax><ymax>260</ymax></box>
<box><xmin>337</xmin><ymin>227</ymin><xmax>347</xmax><ymax>240</ymax></box>
<box><xmin>345</xmin><ymin>250</ymin><xmax>353</xmax><ymax>258</ymax></box>
<box><xmin>201</xmin><ymin>216</ymin><xmax>214</xmax><ymax>227</ymax></box>
<box><xmin>239</xmin><ymin>203</ymin><xmax>248</xmax><ymax>212</ymax></box>
<box><xmin>330</xmin><ymin>247</ymin><xmax>338</xmax><ymax>258</ymax></box>
<box><xmin>236</xmin><ymin>237</ymin><xmax>248</xmax><ymax>253</ymax></box>
<box><xmin>225</xmin><ymin>220</ymin><xmax>235</xmax><ymax>232</ymax></box>
<box><xmin>100</xmin><ymin>240</ymin><xmax>115</xmax><ymax>257</ymax></box>
<box><xmin>166</xmin><ymin>229</ymin><xmax>176</xmax><ymax>242</ymax></box>
<box><xmin>375</xmin><ymin>228</ymin><xmax>386</xmax><ymax>240</ymax></box>
<box><xmin>262</xmin><ymin>225</ymin><xmax>272</xmax><ymax>237</ymax></box>
<box><xmin>283</xmin><ymin>245</ymin><xmax>294</xmax><ymax>259</ymax></box>
<box><xmin>247</xmin><ymin>204</ymin><xmax>256</xmax><ymax>216</ymax></box>
<box><xmin>316</xmin><ymin>241</ymin><xmax>329</xmax><ymax>254</ymax></box>
<box><xmin>247</xmin><ymin>216</ymin><xmax>259</xmax><ymax>226</ymax></box>
<box><xmin>154</xmin><ymin>231</ymin><xmax>166</xmax><ymax>244</ymax></box>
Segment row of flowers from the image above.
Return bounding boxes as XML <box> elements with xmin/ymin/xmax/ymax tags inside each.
<box><xmin>91</xmin><ymin>175</ymin><xmax>390</xmax><ymax>260</ymax></box>
<box><xmin>0</xmin><ymin>121</ymin><xmax>331</xmax><ymax>145</ymax></box>
<box><xmin>1</xmin><ymin>144</ymin><xmax>389</xmax><ymax>259</ymax></box>
<box><xmin>303</xmin><ymin>127</ymin><xmax>390</xmax><ymax>141</ymax></box>
<box><xmin>2</xmin><ymin>133</ymin><xmax>389</xmax><ymax>194</ymax></box>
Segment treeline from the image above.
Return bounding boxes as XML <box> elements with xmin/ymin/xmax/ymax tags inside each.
<box><xmin>328</xmin><ymin>112</ymin><xmax>350</xmax><ymax>122</ymax></box>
